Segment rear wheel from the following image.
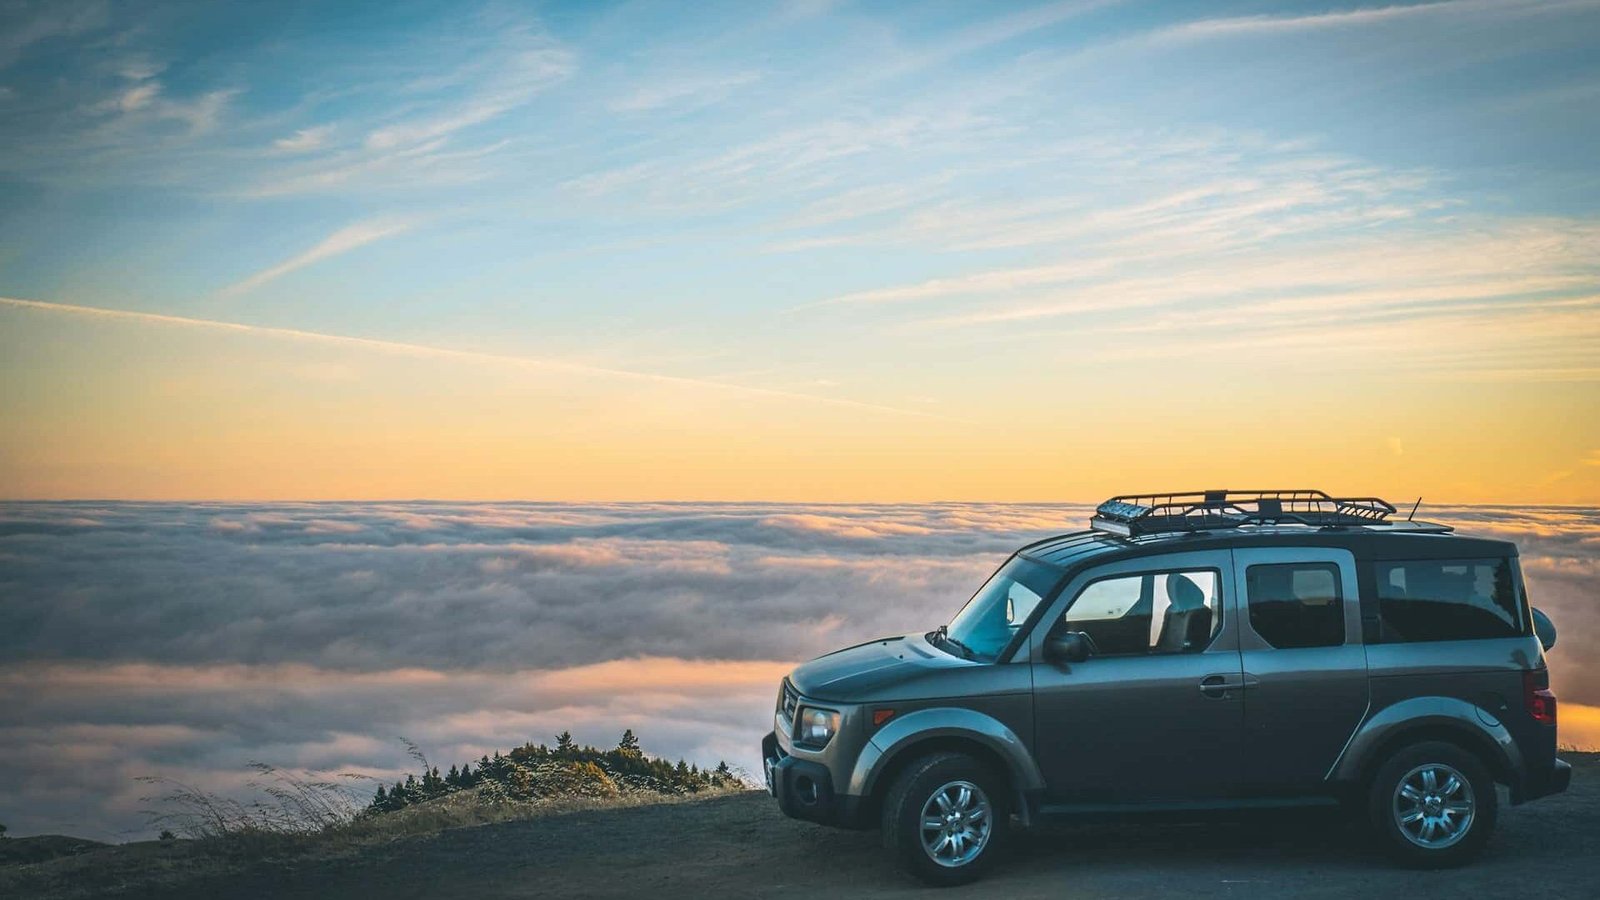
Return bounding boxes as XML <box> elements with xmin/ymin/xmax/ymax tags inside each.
<box><xmin>881</xmin><ymin>752</ymin><xmax>1008</xmax><ymax>886</ymax></box>
<box><xmin>1367</xmin><ymin>740</ymin><xmax>1496</xmax><ymax>868</ymax></box>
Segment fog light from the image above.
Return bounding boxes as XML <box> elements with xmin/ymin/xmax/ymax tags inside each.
<box><xmin>794</xmin><ymin>775</ymin><xmax>818</xmax><ymax>805</ymax></box>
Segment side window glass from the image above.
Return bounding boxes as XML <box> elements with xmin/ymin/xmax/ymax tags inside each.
<box><xmin>1246</xmin><ymin>563</ymin><xmax>1344</xmax><ymax>649</ymax></box>
<box><xmin>1063</xmin><ymin>569</ymin><xmax>1220</xmax><ymax>655</ymax></box>
<box><xmin>1375</xmin><ymin>557</ymin><xmax>1524</xmax><ymax>643</ymax></box>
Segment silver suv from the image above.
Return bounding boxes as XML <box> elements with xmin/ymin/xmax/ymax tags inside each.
<box><xmin>761</xmin><ymin>490</ymin><xmax>1571</xmax><ymax>886</ymax></box>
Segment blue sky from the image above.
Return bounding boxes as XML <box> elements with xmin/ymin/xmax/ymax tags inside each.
<box><xmin>1</xmin><ymin>0</ymin><xmax>1598</xmax><ymax>501</ymax></box>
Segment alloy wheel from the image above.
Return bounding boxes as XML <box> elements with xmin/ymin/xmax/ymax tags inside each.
<box><xmin>1392</xmin><ymin>762</ymin><xmax>1476</xmax><ymax>849</ymax></box>
<box><xmin>919</xmin><ymin>779</ymin><xmax>993</xmax><ymax>867</ymax></box>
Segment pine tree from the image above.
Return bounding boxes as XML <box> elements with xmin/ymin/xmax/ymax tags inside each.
<box><xmin>359</xmin><ymin>728</ymin><xmax>754</xmax><ymax>818</ymax></box>
<box><xmin>617</xmin><ymin>729</ymin><xmax>641</xmax><ymax>754</ymax></box>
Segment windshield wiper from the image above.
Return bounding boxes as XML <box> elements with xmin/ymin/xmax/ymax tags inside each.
<box><xmin>933</xmin><ymin>625</ymin><xmax>974</xmax><ymax>660</ymax></box>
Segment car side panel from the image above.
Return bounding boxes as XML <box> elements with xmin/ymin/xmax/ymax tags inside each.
<box><xmin>1233</xmin><ymin>547</ymin><xmax>1371</xmax><ymax>794</ymax></box>
<box><xmin>1027</xmin><ymin>549</ymin><xmax>1246</xmax><ymax>802</ymax></box>
<box><xmin>1328</xmin><ymin>693</ymin><xmax>1524</xmax><ymax>786</ymax></box>
<box><xmin>1348</xmin><ymin>636</ymin><xmax>1543</xmax><ymax>787</ymax></box>
<box><xmin>849</xmin><ymin>700</ymin><xmax>1044</xmax><ymax>800</ymax></box>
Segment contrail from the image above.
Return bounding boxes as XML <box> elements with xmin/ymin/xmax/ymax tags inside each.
<box><xmin>217</xmin><ymin>218</ymin><xmax>413</xmax><ymax>298</ymax></box>
<box><xmin>1</xmin><ymin>296</ymin><xmax>951</xmax><ymax>421</ymax></box>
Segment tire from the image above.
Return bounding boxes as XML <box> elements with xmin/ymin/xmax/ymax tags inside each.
<box><xmin>880</xmin><ymin>752</ymin><xmax>1008</xmax><ymax>887</ymax></box>
<box><xmin>1366</xmin><ymin>740</ymin><xmax>1497</xmax><ymax>868</ymax></box>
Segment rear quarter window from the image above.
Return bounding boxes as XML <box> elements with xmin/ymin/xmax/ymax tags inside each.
<box><xmin>1374</xmin><ymin>557</ymin><xmax>1526</xmax><ymax>643</ymax></box>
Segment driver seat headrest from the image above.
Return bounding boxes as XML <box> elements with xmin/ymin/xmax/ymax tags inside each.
<box><xmin>1166</xmin><ymin>574</ymin><xmax>1206</xmax><ymax>611</ymax></box>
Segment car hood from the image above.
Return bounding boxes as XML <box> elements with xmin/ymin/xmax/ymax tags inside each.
<box><xmin>788</xmin><ymin>632</ymin><xmax>960</xmax><ymax>702</ymax></box>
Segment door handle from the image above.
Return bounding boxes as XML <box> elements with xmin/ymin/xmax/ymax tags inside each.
<box><xmin>1199</xmin><ymin>674</ymin><xmax>1243</xmax><ymax>698</ymax></box>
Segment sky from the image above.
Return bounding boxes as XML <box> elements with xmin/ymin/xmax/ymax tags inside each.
<box><xmin>2</xmin><ymin>499</ymin><xmax>1596</xmax><ymax>839</ymax></box>
<box><xmin>0</xmin><ymin>0</ymin><xmax>1598</xmax><ymax>502</ymax></box>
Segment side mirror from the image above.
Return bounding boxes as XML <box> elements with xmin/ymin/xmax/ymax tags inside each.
<box><xmin>1532</xmin><ymin>607</ymin><xmax>1557</xmax><ymax>651</ymax></box>
<box><xmin>1044</xmin><ymin>631</ymin><xmax>1095</xmax><ymax>664</ymax></box>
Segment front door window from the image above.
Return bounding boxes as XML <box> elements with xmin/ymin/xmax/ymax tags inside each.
<box><xmin>1063</xmin><ymin>569</ymin><xmax>1221</xmax><ymax>655</ymax></box>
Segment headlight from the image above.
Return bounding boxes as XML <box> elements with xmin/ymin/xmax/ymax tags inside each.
<box><xmin>796</xmin><ymin>706</ymin><xmax>840</xmax><ymax>746</ymax></box>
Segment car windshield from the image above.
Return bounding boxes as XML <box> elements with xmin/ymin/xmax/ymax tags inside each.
<box><xmin>940</xmin><ymin>557</ymin><xmax>1063</xmax><ymax>663</ymax></box>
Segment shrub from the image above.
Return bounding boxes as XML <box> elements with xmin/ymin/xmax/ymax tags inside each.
<box><xmin>364</xmin><ymin>729</ymin><xmax>743</xmax><ymax>818</ymax></box>
<box><xmin>137</xmin><ymin>728</ymin><xmax>749</xmax><ymax>858</ymax></box>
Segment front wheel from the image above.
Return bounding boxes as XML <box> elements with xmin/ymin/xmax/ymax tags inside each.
<box><xmin>881</xmin><ymin>752</ymin><xmax>1008</xmax><ymax>886</ymax></box>
<box><xmin>1367</xmin><ymin>740</ymin><xmax>1497</xmax><ymax>868</ymax></box>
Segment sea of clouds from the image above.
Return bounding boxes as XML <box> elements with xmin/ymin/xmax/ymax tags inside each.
<box><xmin>1</xmin><ymin>501</ymin><xmax>1595</xmax><ymax>839</ymax></box>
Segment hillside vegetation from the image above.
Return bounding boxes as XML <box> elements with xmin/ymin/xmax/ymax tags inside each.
<box><xmin>129</xmin><ymin>729</ymin><xmax>744</xmax><ymax>858</ymax></box>
<box><xmin>367</xmin><ymin>729</ymin><xmax>738</xmax><ymax>816</ymax></box>
<box><xmin>0</xmin><ymin>729</ymin><xmax>750</xmax><ymax>898</ymax></box>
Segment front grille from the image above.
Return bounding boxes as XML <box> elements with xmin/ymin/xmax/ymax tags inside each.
<box><xmin>780</xmin><ymin>680</ymin><xmax>799</xmax><ymax>725</ymax></box>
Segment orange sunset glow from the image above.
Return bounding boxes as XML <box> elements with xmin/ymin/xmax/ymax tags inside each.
<box><xmin>3</xmin><ymin>291</ymin><xmax>1599</xmax><ymax>502</ymax></box>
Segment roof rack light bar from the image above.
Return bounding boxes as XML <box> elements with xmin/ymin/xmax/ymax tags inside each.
<box><xmin>1089</xmin><ymin>489</ymin><xmax>1433</xmax><ymax>537</ymax></box>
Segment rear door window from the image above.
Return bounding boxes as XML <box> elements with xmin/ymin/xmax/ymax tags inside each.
<box><xmin>1374</xmin><ymin>557</ymin><xmax>1525</xmax><ymax>642</ymax></box>
<box><xmin>1245</xmin><ymin>562</ymin><xmax>1345</xmax><ymax>649</ymax></box>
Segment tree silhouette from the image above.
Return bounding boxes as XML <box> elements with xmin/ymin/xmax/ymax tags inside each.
<box><xmin>617</xmin><ymin>729</ymin><xmax>641</xmax><ymax>754</ymax></box>
<box><xmin>366</xmin><ymin>729</ymin><xmax>727</xmax><ymax>814</ymax></box>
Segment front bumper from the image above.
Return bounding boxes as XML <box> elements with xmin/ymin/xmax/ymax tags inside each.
<box><xmin>1519</xmin><ymin>757</ymin><xmax>1572</xmax><ymax>803</ymax></box>
<box><xmin>763</xmin><ymin>731</ymin><xmax>868</xmax><ymax>828</ymax></box>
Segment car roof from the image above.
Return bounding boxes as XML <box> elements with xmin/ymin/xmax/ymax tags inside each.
<box><xmin>1017</xmin><ymin>524</ymin><xmax>1519</xmax><ymax>572</ymax></box>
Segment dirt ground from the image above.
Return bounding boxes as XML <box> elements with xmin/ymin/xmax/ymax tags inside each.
<box><xmin>8</xmin><ymin>754</ymin><xmax>1597</xmax><ymax>899</ymax></box>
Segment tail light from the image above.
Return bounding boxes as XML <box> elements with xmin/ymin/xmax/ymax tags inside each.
<box><xmin>1524</xmin><ymin>669</ymin><xmax>1557</xmax><ymax>725</ymax></box>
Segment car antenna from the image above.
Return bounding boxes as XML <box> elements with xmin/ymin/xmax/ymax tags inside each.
<box><xmin>1407</xmin><ymin>497</ymin><xmax>1422</xmax><ymax>521</ymax></box>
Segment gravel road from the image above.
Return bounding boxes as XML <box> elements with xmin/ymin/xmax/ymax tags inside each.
<box><xmin>14</xmin><ymin>755</ymin><xmax>1597</xmax><ymax>899</ymax></box>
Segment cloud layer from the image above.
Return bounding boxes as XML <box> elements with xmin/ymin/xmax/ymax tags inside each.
<box><xmin>0</xmin><ymin>501</ymin><xmax>1595</xmax><ymax>838</ymax></box>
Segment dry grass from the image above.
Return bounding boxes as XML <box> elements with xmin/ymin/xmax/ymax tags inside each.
<box><xmin>4</xmin><ymin>761</ymin><xmax>752</xmax><ymax>900</ymax></box>
<box><xmin>137</xmin><ymin>764</ymin><xmax>373</xmax><ymax>858</ymax></box>
<box><xmin>137</xmin><ymin>757</ymin><xmax>751</xmax><ymax>861</ymax></box>
<box><xmin>353</xmin><ymin>780</ymin><xmax>750</xmax><ymax>842</ymax></box>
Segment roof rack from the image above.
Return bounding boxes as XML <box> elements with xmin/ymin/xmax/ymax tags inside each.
<box><xmin>1089</xmin><ymin>489</ymin><xmax>1448</xmax><ymax>537</ymax></box>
